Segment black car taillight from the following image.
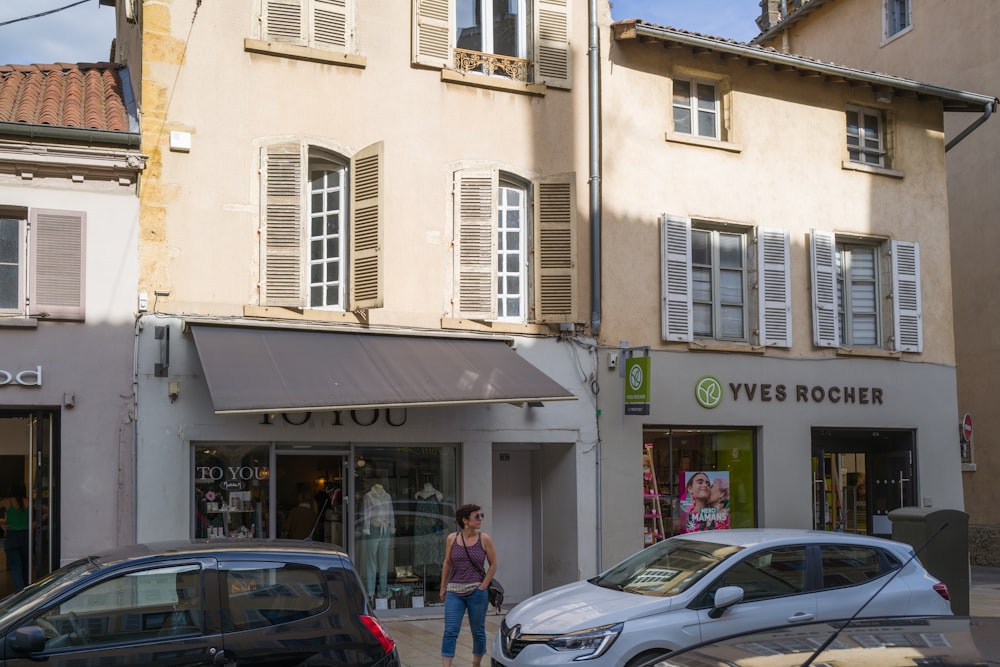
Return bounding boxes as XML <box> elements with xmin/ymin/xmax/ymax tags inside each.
<box><xmin>933</xmin><ymin>583</ymin><xmax>951</xmax><ymax>601</ymax></box>
<box><xmin>360</xmin><ymin>615</ymin><xmax>396</xmax><ymax>654</ymax></box>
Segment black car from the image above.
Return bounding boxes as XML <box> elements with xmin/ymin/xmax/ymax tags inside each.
<box><xmin>639</xmin><ymin>616</ymin><xmax>988</xmax><ymax>667</ymax></box>
<box><xmin>0</xmin><ymin>539</ymin><xmax>400</xmax><ymax>666</ymax></box>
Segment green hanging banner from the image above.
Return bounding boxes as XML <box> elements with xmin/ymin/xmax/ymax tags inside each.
<box><xmin>624</xmin><ymin>356</ymin><xmax>651</xmax><ymax>415</ymax></box>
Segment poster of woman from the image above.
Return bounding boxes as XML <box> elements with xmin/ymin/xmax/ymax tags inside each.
<box><xmin>679</xmin><ymin>471</ymin><xmax>730</xmax><ymax>533</ymax></box>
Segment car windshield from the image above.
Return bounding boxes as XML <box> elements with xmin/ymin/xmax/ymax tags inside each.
<box><xmin>593</xmin><ymin>538</ymin><xmax>743</xmax><ymax>597</ymax></box>
<box><xmin>0</xmin><ymin>560</ymin><xmax>96</xmax><ymax>626</ymax></box>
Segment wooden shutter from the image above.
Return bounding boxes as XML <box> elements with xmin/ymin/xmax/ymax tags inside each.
<box><xmin>660</xmin><ymin>214</ymin><xmax>692</xmax><ymax>342</ymax></box>
<box><xmin>756</xmin><ymin>227</ymin><xmax>791</xmax><ymax>347</ymax></box>
<box><xmin>349</xmin><ymin>141</ymin><xmax>383</xmax><ymax>310</ymax></box>
<box><xmin>533</xmin><ymin>174</ymin><xmax>576</xmax><ymax>323</ymax></box>
<box><xmin>810</xmin><ymin>229</ymin><xmax>839</xmax><ymax>347</ymax></box>
<box><xmin>413</xmin><ymin>0</ymin><xmax>451</xmax><ymax>68</ymax></box>
<box><xmin>535</xmin><ymin>0</ymin><xmax>571</xmax><ymax>89</ymax></box>
<box><xmin>454</xmin><ymin>169</ymin><xmax>498</xmax><ymax>320</ymax></box>
<box><xmin>891</xmin><ymin>240</ymin><xmax>922</xmax><ymax>352</ymax></box>
<box><xmin>313</xmin><ymin>0</ymin><xmax>350</xmax><ymax>50</ymax></box>
<box><xmin>28</xmin><ymin>209</ymin><xmax>85</xmax><ymax>320</ymax></box>
<box><xmin>261</xmin><ymin>142</ymin><xmax>305</xmax><ymax>307</ymax></box>
<box><xmin>264</xmin><ymin>0</ymin><xmax>306</xmax><ymax>45</ymax></box>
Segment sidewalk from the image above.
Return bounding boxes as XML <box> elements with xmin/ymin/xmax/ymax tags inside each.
<box><xmin>383</xmin><ymin>567</ymin><xmax>1000</xmax><ymax>667</ymax></box>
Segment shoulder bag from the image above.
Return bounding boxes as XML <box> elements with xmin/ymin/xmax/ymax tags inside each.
<box><xmin>460</xmin><ymin>533</ymin><xmax>504</xmax><ymax>613</ymax></box>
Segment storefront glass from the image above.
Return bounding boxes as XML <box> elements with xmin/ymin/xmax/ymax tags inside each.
<box><xmin>194</xmin><ymin>444</ymin><xmax>271</xmax><ymax>539</ymax></box>
<box><xmin>642</xmin><ymin>428</ymin><xmax>755</xmax><ymax>542</ymax></box>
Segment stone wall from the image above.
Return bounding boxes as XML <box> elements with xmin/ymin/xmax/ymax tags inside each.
<box><xmin>970</xmin><ymin>526</ymin><xmax>1000</xmax><ymax>566</ymax></box>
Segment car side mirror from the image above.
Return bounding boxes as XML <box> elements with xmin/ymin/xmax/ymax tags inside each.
<box><xmin>9</xmin><ymin>625</ymin><xmax>47</xmax><ymax>654</ymax></box>
<box><xmin>707</xmin><ymin>586</ymin><xmax>744</xmax><ymax>619</ymax></box>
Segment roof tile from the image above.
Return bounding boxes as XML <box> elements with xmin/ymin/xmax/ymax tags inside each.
<box><xmin>0</xmin><ymin>62</ymin><xmax>130</xmax><ymax>134</ymax></box>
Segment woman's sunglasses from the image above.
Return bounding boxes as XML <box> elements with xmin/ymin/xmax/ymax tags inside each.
<box><xmin>471</xmin><ymin>512</ymin><xmax>485</xmax><ymax>520</ymax></box>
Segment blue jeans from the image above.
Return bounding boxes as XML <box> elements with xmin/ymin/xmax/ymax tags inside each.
<box><xmin>442</xmin><ymin>588</ymin><xmax>488</xmax><ymax>658</ymax></box>
<box><xmin>4</xmin><ymin>529</ymin><xmax>29</xmax><ymax>592</ymax></box>
<box><xmin>365</xmin><ymin>528</ymin><xmax>390</xmax><ymax>596</ymax></box>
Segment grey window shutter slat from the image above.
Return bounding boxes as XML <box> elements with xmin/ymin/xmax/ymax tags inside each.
<box><xmin>261</xmin><ymin>142</ymin><xmax>305</xmax><ymax>307</ymax></box>
<box><xmin>264</xmin><ymin>0</ymin><xmax>306</xmax><ymax>45</ymax></box>
<box><xmin>757</xmin><ymin>227</ymin><xmax>792</xmax><ymax>347</ymax></box>
<box><xmin>413</xmin><ymin>0</ymin><xmax>451</xmax><ymax>68</ymax></box>
<box><xmin>454</xmin><ymin>169</ymin><xmax>498</xmax><ymax>320</ymax></box>
<box><xmin>349</xmin><ymin>141</ymin><xmax>383</xmax><ymax>310</ymax></box>
<box><xmin>810</xmin><ymin>229</ymin><xmax>839</xmax><ymax>347</ymax></box>
<box><xmin>891</xmin><ymin>240</ymin><xmax>922</xmax><ymax>352</ymax></box>
<box><xmin>535</xmin><ymin>0</ymin><xmax>571</xmax><ymax>89</ymax></box>
<box><xmin>28</xmin><ymin>209</ymin><xmax>85</xmax><ymax>320</ymax></box>
<box><xmin>313</xmin><ymin>0</ymin><xmax>350</xmax><ymax>50</ymax></box>
<box><xmin>660</xmin><ymin>214</ymin><xmax>692</xmax><ymax>342</ymax></box>
<box><xmin>533</xmin><ymin>174</ymin><xmax>576</xmax><ymax>323</ymax></box>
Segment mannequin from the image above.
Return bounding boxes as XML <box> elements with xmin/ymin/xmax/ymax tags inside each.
<box><xmin>414</xmin><ymin>480</ymin><xmax>445</xmax><ymax>567</ymax></box>
<box><xmin>362</xmin><ymin>483</ymin><xmax>395</xmax><ymax>597</ymax></box>
<box><xmin>415</xmin><ymin>482</ymin><xmax>443</xmax><ymax>501</ymax></box>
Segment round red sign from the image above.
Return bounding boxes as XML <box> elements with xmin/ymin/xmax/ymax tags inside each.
<box><xmin>962</xmin><ymin>413</ymin><xmax>973</xmax><ymax>441</ymax></box>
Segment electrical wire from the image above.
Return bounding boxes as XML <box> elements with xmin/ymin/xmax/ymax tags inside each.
<box><xmin>0</xmin><ymin>0</ymin><xmax>89</xmax><ymax>28</ymax></box>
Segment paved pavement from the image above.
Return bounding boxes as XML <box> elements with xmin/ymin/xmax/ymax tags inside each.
<box><xmin>383</xmin><ymin>566</ymin><xmax>1000</xmax><ymax>666</ymax></box>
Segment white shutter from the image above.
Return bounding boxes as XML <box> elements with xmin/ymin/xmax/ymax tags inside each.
<box><xmin>28</xmin><ymin>209</ymin><xmax>85</xmax><ymax>320</ymax></box>
<box><xmin>891</xmin><ymin>240</ymin><xmax>922</xmax><ymax>352</ymax></box>
<box><xmin>533</xmin><ymin>174</ymin><xmax>576</xmax><ymax>323</ymax></box>
<box><xmin>349</xmin><ymin>141</ymin><xmax>383</xmax><ymax>310</ymax></box>
<box><xmin>312</xmin><ymin>0</ymin><xmax>350</xmax><ymax>50</ymax></box>
<box><xmin>413</xmin><ymin>0</ymin><xmax>451</xmax><ymax>68</ymax></box>
<box><xmin>757</xmin><ymin>227</ymin><xmax>791</xmax><ymax>347</ymax></box>
<box><xmin>660</xmin><ymin>214</ymin><xmax>692</xmax><ymax>342</ymax></box>
<box><xmin>261</xmin><ymin>142</ymin><xmax>306</xmax><ymax>307</ymax></box>
<box><xmin>264</xmin><ymin>0</ymin><xmax>306</xmax><ymax>45</ymax></box>
<box><xmin>454</xmin><ymin>169</ymin><xmax>498</xmax><ymax>320</ymax></box>
<box><xmin>810</xmin><ymin>229</ymin><xmax>839</xmax><ymax>347</ymax></box>
<box><xmin>534</xmin><ymin>0</ymin><xmax>571</xmax><ymax>89</ymax></box>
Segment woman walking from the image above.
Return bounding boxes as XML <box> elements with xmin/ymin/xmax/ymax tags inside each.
<box><xmin>440</xmin><ymin>503</ymin><xmax>497</xmax><ymax>667</ymax></box>
<box><xmin>0</xmin><ymin>482</ymin><xmax>30</xmax><ymax>592</ymax></box>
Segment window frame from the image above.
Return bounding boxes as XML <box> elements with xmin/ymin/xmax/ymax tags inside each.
<box><xmin>496</xmin><ymin>177</ymin><xmax>529</xmax><ymax>322</ymax></box>
<box><xmin>307</xmin><ymin>152</ymin><xmax>349</xmax><ymax>310</ymax></box>
<box><xmin>846</xmin><ymin>105</ymin><xmax>886</xmax><ymax>167</ymax></box>
<box><xmin>672</xmin><ymin>77</ymin><xmax>721</xmax><ymax>141</ymax></box>
<box><xmin>884</xmin><ymin>0</ymin><xmax>911</xmax><ymax>39</ymax></box>
<box><xmin>836</xmin><ymin>240</ymin><xmax>882</xmax><ymax>348</ymax></box>
<box><xmin>690</xmin><ymin>226</ymin><xmax>748</xmax><ymax>342</ymax></box>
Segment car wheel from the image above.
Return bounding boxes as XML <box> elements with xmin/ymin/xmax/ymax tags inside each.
<box><xmin>625</xmin><ymin>649</ymin><xmax>667</xmax><ymax>667</ymax></box>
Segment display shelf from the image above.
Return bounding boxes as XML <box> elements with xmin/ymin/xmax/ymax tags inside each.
<box><xmin>642</xmin><ymin>444</ymin><xmax>665</xmax><ymax>544</ymax></box>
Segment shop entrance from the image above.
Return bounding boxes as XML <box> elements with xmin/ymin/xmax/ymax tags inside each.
<box><xmin>0</xmin><ymin>411</ymin><xmax>56</xmax><ymax>595</ymax></box>
<box><xmin>274</xmin><ymin>452</ymin><xmax>349</xmax><ymax>547</ymax></box>
<box><xmin>811</xmin><ymin>428</ymin><xmax>915</xmax><ymax>538</ymax></box>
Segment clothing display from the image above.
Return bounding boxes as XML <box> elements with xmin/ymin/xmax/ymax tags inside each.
<box><xmin>362</xmin><ymin>484</ymin><xmax>395</xmax><ymax>596</ymax></box>
<box><xmin>414</xmin><ymin>495</ymin><xmax>445</xmax><ymax>566</ymax></box>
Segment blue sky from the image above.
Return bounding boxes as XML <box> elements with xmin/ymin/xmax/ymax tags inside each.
<box><xmin>0</xmin><ymin>0</ymin><xmax>762</xmax><ymax>67</ymax></box>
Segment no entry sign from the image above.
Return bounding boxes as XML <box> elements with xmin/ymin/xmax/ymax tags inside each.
<box><xmin>962</xmin><ymin>413</ymin><xmax>973</xmax><ymax>442</ymax></box>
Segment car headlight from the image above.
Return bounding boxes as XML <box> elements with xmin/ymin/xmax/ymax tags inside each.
<box><xmin>545</xmin><ymin>622</ymin><xmax>624</xmax><ymax>661</ymax></box>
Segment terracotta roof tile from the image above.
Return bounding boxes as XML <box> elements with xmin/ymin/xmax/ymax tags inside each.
<box><xmin>0</xmin><ymin>62</ymin><xmax>130</xmax><ymax>134</ymax></box>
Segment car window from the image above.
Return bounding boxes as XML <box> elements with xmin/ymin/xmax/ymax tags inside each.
<box><xmin>699</xmin><ymin>546</ymin><xmax>809</xmax><ymax>606</ymax></box>
<box><xmin>222</xmin><ymin>562</ymin><xmax>327</xmax><ymax>631</ymax></box>
<box><xmin>820</xmin><ymin>545</ymin><xmax>898</xmax><ymax>589</ymax></box>
<box><xmin>594</xmin><ymin>538</ymin><xmax>743</xmax><ymax>597</ymax></box>
<box><xmin>31</xmin><ymin>563</ymin><xmax>203</xmax><ymax>650</ymax></box>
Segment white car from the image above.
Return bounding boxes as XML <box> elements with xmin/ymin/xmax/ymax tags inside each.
<box><xmin>491</xmin><ymin>529</ymin><xmax>951</xmax><ymax>667</ymax></box>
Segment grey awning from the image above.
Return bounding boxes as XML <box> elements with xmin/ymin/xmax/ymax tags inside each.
<box><xmin>189</xmin><ymin>325</ymin><xmax>576</xmax><ymax>414</ymax></box>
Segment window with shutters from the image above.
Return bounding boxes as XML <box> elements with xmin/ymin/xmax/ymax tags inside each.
<box><xmin>413</xmin><ymin>0</ymin><xmax>571</xmax><ymax>90</ymax></box>
<box><xmin>810</xmin><ymin>231</ymin><xmax>921</xmax><ymax>352</ymax></box>
<box><xmin>660</xmin><ymin>215</ymin><xmax>790</xmax><ymax>348</ymax></box>
<box><xmin>259</xmin><ymin>140</ymin><xmax>382</xmax><ymax>311</ymax></box>
<box><xmin>259</xmin><ymin>0</ymin><xmax>355</xmax><ymax>52</ymax></box>
<box><xmin>0</xmin><ymin>207</ymin><xmax>86</xmax><ymax>321</ymax></box>
<box><xmin>453</xmin><ymin>168</ymin><xmax>576</xmax><ymax>324</ymax></box>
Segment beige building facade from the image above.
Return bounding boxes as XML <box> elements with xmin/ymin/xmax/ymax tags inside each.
<box><xmin>754</xmin><ymin>0</ymin><xmax>1000</xmax><ymax>563</ymax></box>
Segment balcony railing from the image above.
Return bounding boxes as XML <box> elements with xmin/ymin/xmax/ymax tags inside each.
<box><xmin>453</xmin><ymin>48</ymin><xmax>529</xmax><ymax>82</ymax></box>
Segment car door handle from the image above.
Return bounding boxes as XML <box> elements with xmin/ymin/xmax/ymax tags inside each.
<box><xmin>788</xmin><ymin>612</ymin><xmax>815</xmax><ymax>623</ymax></box>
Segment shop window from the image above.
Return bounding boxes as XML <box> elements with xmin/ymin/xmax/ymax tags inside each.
<box><xmin>194</xmin><ymin>445</ymin><xmax>271</xmax><ymax>539</ymax></box>
<box><xmin>642</xmin><ymin>428</ymin><xmax>756</xmax><ymax>542</ymax></box>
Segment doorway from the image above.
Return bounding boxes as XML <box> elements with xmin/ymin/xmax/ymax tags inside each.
<box><xmin>811</xmin><ymin>428</ymin><xmax>915</xmax><ymax>538</ymax></box>
<box><xmin>274</xmin><ymin>451</ymin><xmax>349</xmax><ymax>547</ymax></box>
<box><xmin>0</xmin><ymin>411</ymin><xmax>57</xmax><ymax>595</ymax></box>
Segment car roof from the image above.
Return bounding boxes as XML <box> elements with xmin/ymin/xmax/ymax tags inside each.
<box><xmin>77</xmin><ymin>539</ymin><xmax>350</xmax><ymax>568</ymax></box>
<box><xmin>669</xmin><ymin>528</ymin><xmax>910</xmax><ymax>550</ymax></box>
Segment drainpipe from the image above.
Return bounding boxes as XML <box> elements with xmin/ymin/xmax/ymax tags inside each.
<box><xmin>588</xmin><ymin>0</ymin><xmax>603</xmax><ymax>573</ymax></box>
<box><xmin>946</xmin><ymin>101</ymin><xmax>996</xmax><ymax>152</ymax></box>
